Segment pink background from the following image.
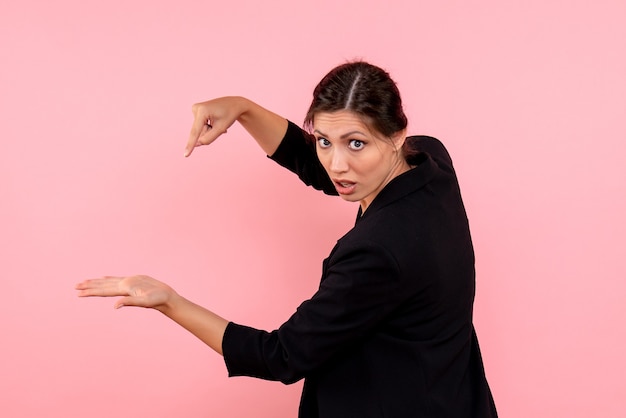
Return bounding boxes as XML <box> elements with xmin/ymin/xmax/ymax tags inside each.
<box><xmin>1</xmin><ymin>0</ymin><xmax>625</xmax><ymax>417</ymax></box>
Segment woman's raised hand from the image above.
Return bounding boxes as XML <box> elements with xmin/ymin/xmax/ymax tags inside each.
<box><xmin>184</xmin><ymin>96</ymin><xmax>248</xmax><ymax>157</ymax></box>
<box><xmin>75</xmin><ymin>275</ymin><xmax>177</xmax><ymax>312</ymax></box>
<box><xmin>185</xmin><ymin>96</ymin><xmax>288</xmax><ymax>158</ymax></box>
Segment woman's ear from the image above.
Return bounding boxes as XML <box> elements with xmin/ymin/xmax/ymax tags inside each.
<box><xmin>391</xmin><ymin>129</ymin><xmax>407</xmax><ymax>151</ymax></box>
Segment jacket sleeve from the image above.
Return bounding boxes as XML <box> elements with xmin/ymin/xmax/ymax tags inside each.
<box><xmin>268</xmin><ymin>120</ymin><xmax>338</xmax><ymax>195</ymax></box>
<box><xmin>222</xmin><ymin>240</ymin><xmax>403</xmax><ymax>384</ymax></box>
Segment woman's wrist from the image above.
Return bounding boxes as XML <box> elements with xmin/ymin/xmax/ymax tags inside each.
<box><xmin>155</xmin><ymin>289</ymin><xmax>184</xmax><ymax>317</ymax></box>
<box><xmin>235</xmin><ymin>96</ymin><xmax>255</xmax><ymax>124</ymax></box>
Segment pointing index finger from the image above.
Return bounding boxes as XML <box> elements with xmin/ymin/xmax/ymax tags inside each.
<box><xmin>185</xmin><ymin>105</ymin><xmax>212</xmax><ymax>157</ymax></box>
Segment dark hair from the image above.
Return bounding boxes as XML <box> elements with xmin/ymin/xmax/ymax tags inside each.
<box><xmin>304</xmin><ymin>61</ymin><xmax>408</xmax><ymax>138</ymax></box>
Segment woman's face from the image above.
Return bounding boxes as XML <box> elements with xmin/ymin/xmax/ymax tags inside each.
<box><xmin>313</xmin><ymin>110</ymin><xmax>409</xmax><ymax>212</ymax></box>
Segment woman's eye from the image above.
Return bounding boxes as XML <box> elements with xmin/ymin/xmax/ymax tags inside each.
<box><xmin>317</xmin><ymin>138</ymin><xmax>331</xmax><ymax>148</ymax></box>
<box><xmin>348</xmin><ymin>139</ymin><xmax>365</xmax><ymax>150</ymax></box>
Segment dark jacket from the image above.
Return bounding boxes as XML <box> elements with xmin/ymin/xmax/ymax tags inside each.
<box><xmin>222</xmin><ymin>121</ymin><xmax>497</xmax><ymax>417</ymax></box>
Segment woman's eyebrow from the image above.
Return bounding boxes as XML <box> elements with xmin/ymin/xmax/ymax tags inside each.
<box><xmin>313</xmin><ymin>129</ymin><xmax>367</xmax><ymax>139</ymax></box>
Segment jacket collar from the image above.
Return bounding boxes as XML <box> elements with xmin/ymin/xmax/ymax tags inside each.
<box><xmin>355</xmin><ymin>151</ymin><xmax>438</xmax><ymax>224</ymax></box>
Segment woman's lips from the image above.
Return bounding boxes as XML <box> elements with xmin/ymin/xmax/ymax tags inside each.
<box><xmin>334</xmin><ymin>180</ymin><xmax>357</xmax><ymax>195</ymax></box>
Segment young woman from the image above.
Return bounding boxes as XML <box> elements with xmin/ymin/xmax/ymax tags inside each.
<box><xmin>76</xmin><ymin>61</ymin><xmax>498</xmax><ymax>417</ymax></box>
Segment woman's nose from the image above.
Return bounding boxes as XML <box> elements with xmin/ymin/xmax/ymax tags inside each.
<box><xmin>329</xmin><ymin>150</ymin><xmax>349</xmax><ymax>173</ymax></box>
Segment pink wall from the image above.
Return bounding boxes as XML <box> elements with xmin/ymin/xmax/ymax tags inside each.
<box><xmin>1</xmin><ymin>0</ymin><xmax>625</xmax><ymax>416</ymax></box>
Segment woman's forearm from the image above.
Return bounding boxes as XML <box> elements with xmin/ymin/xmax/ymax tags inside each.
<box><xmin>159</xmin><ymin>293</ymin><xmax>229</xmax><ymax>356</ymax></box>
<box><xmin>235</xmin><ymin>97</ymin><xmax>289</xmax><ymax>156</ymax></box>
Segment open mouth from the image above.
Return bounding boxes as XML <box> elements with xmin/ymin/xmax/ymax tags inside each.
<box><xmin>334</xmin><ymin>180</ymin><xmax>357</xmax><ymax>195</ymax></box>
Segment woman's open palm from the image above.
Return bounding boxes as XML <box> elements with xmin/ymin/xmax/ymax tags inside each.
<box><xmin>76</xmin><ymin>275</ymin><xmax>175</xmax><ymax>311</ymax></box>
